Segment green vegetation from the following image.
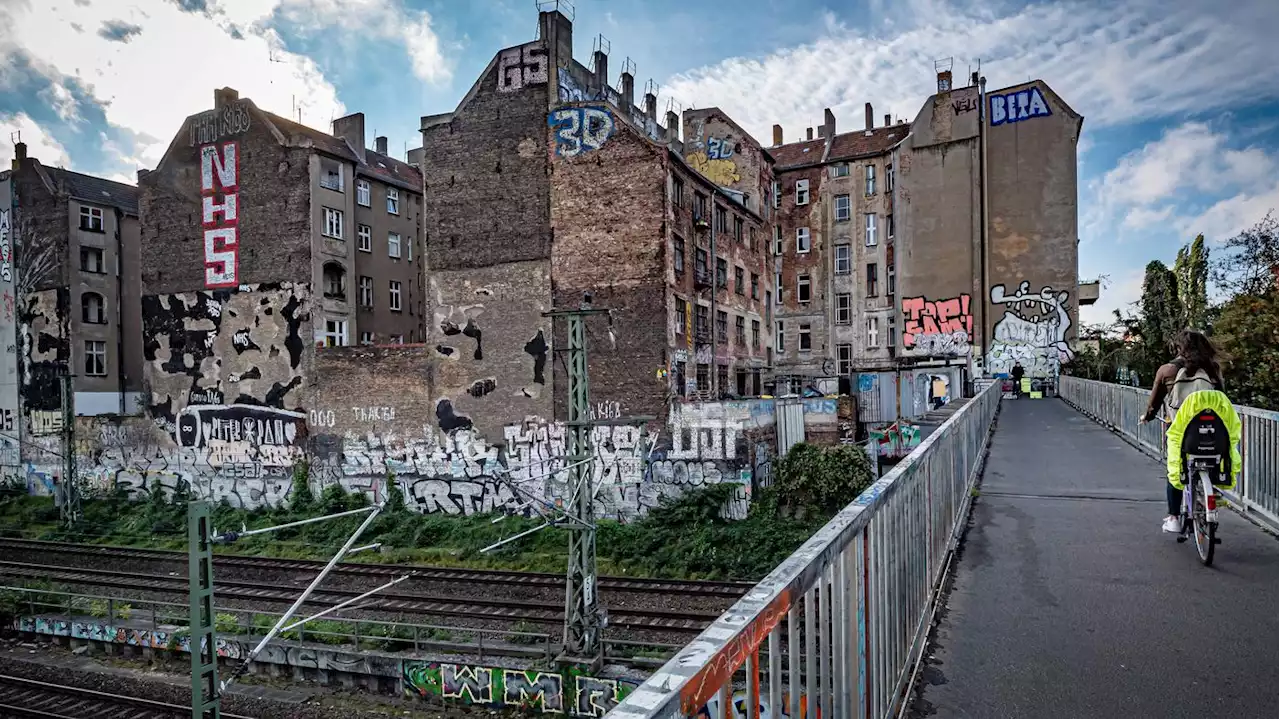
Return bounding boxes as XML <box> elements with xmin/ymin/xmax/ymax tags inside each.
<box><xmin>0</xmin><ymin>441</ymin><xmax>874</xmax><ymax>582</ymax></box>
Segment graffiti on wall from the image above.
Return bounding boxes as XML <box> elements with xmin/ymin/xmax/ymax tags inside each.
<box><xmin>870</xmin><ymin>421</ymin><xmax>921</xmax><ymax>459</ymax></box>
<box><xmin>695</xmin><ymin>690</ymin><xmax>816</xmax><ymax>719</ymax></box>
<box><xmin>0</xmin><ymin>185</ymin><xmax>19</xmax><ymax>470</ymax></box>
<box><xmin>901</xmin><ymin>295</ymin><xmax>972</xmax><ymax>356</ymax></box>
<box><xmin>549</xmin><ymin>107</ymin><xmax>615</xmax><ymax>158</ymax></box>
<box><xmin>987</xmin><ymin>281</ymin><xmax>1073</xmax><ymax>378</ymax></box>
<box><xmin>200</xmin><ymin>141</ymin><xmax>239</xmax><ymax>288</ymax></box>
<box><xmin>989</xmin><ymin>86</ymin><xmax>1051</xmax><ymax>127</ymax></box>
<box><xmin>496</xmin><ymin>42</ymin><xmax>548</xmax><ymax>94</ymax></box>
<box><xmin>684</xmin><ymin>123</ymin><xmax>740</xmax><ymax>187</ymax></box>
<box><xmin>404</xmin><ymin>661</ymin><xmax>636</xmax><ymax>717</ymax></box>
<box><xmin>188</xmin><ymin>102</ymin><xmax>251</xmax><ymax>147</ymax></box>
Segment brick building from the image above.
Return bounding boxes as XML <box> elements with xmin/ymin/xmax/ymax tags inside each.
<box><xmin>6</xmin><ymin>143</ymin><xmax>144</xmax><ymax>425</ymax></box>
<box><xmin>414</xmin><ymin>9</ymin><xmax>775</xmax><ymax>432</ymax></box>
<box><xmin>768</xmin><ymin>107</ymin><xmax>908</xmax><ymax>392</ymax></box>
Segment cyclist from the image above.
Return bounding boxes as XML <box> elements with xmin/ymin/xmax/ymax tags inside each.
<box><xmin>1139</xmin><ymin>329</ymin><xmax>1224</xmax><ymax>533</ymax></box>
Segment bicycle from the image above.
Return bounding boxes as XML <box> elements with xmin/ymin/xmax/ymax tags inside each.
<box><xmin>1174</xmin><ymin>453</ymin><xmax>1222</xmax><ymax>566</ymax></box>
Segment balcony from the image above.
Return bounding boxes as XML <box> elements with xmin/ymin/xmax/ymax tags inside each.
<box><xmin>694</xmin><ymin>323</ymin><xmax>711</xmax><ymax>343</ymax></box>
<box><xmin>694</xmin><ymin>268</ymin><xmax>713</xmax><ymax>288</ymax></box>
<box><xmin>693</xmin><ymin>214</ymin><xmax>710</xmax><ymax>232</ymax></box>
<box><xmin>1078</xmin><ymin>280</ymin><xmax>1100</xmax><ymax>306</ymax></box>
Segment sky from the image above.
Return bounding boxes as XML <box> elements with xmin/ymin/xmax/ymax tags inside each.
<box><xmin>0</xmin><ymin>0</ymin><xmax>1275</xmax><ymax>326</ymax></box>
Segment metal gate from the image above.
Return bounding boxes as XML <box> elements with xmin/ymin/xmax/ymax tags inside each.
<box><xmin>775</xmin><ymin>398</ymin><xmax>805</xmax><ymax>457</ymax></box>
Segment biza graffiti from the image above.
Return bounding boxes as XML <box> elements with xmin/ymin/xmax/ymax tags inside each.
<box><xmin>901</xmin><ymin>295</ymin><xmax>972</xmax><ymax>356</ymax></box>
<box><xmin>986</xmin><ymin>281</ymin><xmax>1073</xmax><ymax>378</ymax></box>
<box><xmin>403</xmin><ymin>661</ymin><xmax>637</xmax><ymax>717</ymax></box>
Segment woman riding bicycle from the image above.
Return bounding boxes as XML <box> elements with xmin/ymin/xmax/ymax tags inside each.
<box><xmin>1139</xmin><ymin>329</ymin><xmax>1224</xmax><ymax>533</ymax></box>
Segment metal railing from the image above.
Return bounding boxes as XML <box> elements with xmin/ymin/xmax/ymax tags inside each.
<box><xmin>606</xmin><ymin>382</ymin><xmax>1000</xmax><ymax>719</ymax></box>
<box><xmin>1059</xmin><ymin>375</ymin><xmax>1278</xmax><ymax>530</ymax></box>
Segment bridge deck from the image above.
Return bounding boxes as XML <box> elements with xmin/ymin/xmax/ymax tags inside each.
<box><xmin>912</xmin><ymin>398</ymin><xmax>1278</xmax><ymax>719</ymax></box>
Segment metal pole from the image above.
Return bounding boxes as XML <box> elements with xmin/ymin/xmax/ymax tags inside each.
<box><xmin>188</xmin><ymin>501</ymin><xmax>220</xmax><ymax>719</ymax></box>
<box><xmin>561</xmin><ymin>309</ymin><xmax>602</xmax><ymax>665</ymax></box>
<box><xmin>279</xmin><ymin>575</ymin><xmax>408</xmax><ymax>632</ymax></box>
<box><xmin>213</xmin><ymin>505</ymin><xmax>375</xmax><ymax>542</ymax></box>
<box><xmin>59</xmin><ymin>374</ymin><xmax>79</xmax><ymax>527</ymax></box>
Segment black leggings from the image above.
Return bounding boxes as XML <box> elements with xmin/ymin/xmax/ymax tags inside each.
<box><xmin>1167</xmin><ymin>481</ymin><xmax>1182</xmax><ymax>516</ymax></box>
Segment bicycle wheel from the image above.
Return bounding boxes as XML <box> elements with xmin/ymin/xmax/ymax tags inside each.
<box><xmin>1192</xmin><ymin>482</ymin><xmax>1215</xmax><ymax>566</ymax></box>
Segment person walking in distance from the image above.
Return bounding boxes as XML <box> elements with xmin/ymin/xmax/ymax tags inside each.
<box><xmin>1011</xmin><ymin>362</ymin><xmax>1025</xmax><ymax>398</ymax></box>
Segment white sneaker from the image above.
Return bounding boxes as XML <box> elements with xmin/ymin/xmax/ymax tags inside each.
<box><xmin>1162</xmin><ymin>515</ymin><xmax>1182</xmax><ymax>533</ymax></box>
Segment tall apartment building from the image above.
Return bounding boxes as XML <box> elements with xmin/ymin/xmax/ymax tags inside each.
<box><xmin>6</xmin><ymin>144</ymin><xmax>144</xmax><ymax>434</ymax></box>
<box><xmin>137</xmin><ymin>88</ymin><xmax>423</xmax><ymax>431</ymax></box>
<box><xmin>769</xmin><ymin>108</ymin><xmax>907</xmax><ymax>393</ymax></box>
<box><xmin>414</xmin><ymin>9</ymin><xmax>774</xmax><ymax>431</ymax></box>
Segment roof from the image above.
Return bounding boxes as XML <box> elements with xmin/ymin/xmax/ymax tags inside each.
<box><xmin>45</xmin><ymin>166</ymin><xmax>139</xmax><ymax>216</ymax></box>
<box><xmin>263</xmin><ymin>111</ymin><xmax>421</xmax><ymax>192</ymax></box>
<box><xmin>771</xmin><ymin>125</ymin><xmax>907</xmax><ymax>170</ymax></box>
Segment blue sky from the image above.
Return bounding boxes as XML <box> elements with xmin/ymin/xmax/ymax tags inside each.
<box><xmin>1</xmin><ymin>0</ymin><xmax>1276</xmax><ymax>324</ymax></box>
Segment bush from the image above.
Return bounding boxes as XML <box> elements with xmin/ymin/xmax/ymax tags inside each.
<box><xmin>770</xmin><ymin>442</ymin><xmax>874</xmax><ymax>517</ymax></box>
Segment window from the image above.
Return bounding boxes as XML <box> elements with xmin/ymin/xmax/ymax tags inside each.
<box><xmin>695</xmin><ymin>248</ymin><xmax>709</xmax><ymax>278</ymax></box>
<box><xmin>675</xmin><ymin>298</ymin><xmax>687</xmax><ymax>335</ymax></box>
<box><xmin>733</xmin><ymin>216</ymin><xmax>743</xmax><ymax>243</ymax></box>
<box><xmin>886</xmin><ymin>164</ymin><xmax>895</xmax><ymax>193</ymax></box>
<box><xmin>866</xmin><ymin>263</ymin><xmax>878</xmax><ymax>297</ymax></box>
<box><xmin>832</xmin><ymin>163</ymin><xmax>850</xmax><ymax>178</ymax></box>
<box><xmin>80</xmin><ymin>247</ymin><xmax>105</xmax><ymax>274</ymax></box>
<box><xmin>695</xmin><ymin>192</ymin><xmax>709</xmax><ymax>221</ymax></box>
<box><xmin>771</xmin><ymin>181</ymin><xmax>781</xmax><ymax>209</ymax></box>
<box><xmin>386</xmin><ymin>187</ymin><xmax>400</xmax><ymax>215</ymax></box>
<box><xmin>323</xmin><ymin>319</ymin><xmax>348</xmax><ymax>347</ymax></box>
<box><xmin>84</xmin><ymin>340</ymin><xmax>106</xmax><ymax>376</ymax></box>
<box><xmin>835</xmin><ymin>194</ymin><xmax>851</xmax><ymax>222</ymax></box>
<box><xmin>716</xmin><ymin>257</ymin><xmax>728</xmax><ymax>289</ymax></box>
<box><xmin>320</xmin><ymin>158</ymin><xmax>344</xmax><ymax>192</ymax></box>
<box><xmin>734</xmin><ymin>267</ymin><xmax>745</xmax><ymax>295</ymax></box>
<box><xmin>835</xmin><ymin>293</ymin><xmax>852</xmax><ymax>324</ymax></box>
<box><xmin>356</xmin><ymin>179</ymin><xmax>371</xmax><ymax>206</ymax></box>
<box><xmin>359</xmin><ymin>276</ymin><xmax>374</xmax><ymax>308</ymax></box>
<box><xmin>796</xmin><ymin>227</ymin><xmax>811</xmax><ymax>254</ymax></box>
<box><xmin>798</xmin><ymin>323</ymin><xmax>812</xmax><ymax>351</ymax></box>
<box><xmin>696</xmin><ymin>305</ymin><xmax>710</xmax><ymax>337</ymax></box>
<box><xmin>865</xmin><ymin>164</ymin><xmax>876</xmax><ymax>195</ymax></box>
<box><xmin>751</xmin><ymin>319</ymin><xmax>761</xmax><ymax>349</ymax></box>
<box><xmin>407</xmin><ymin>236</ymin><xmax>414</xmax><ymax>262</ymax></box>
<box><xmin>775</xmin><ymin>272</ymin><xmax>783</xmax><ymax>297</ymax></box>
<box><xmin>81</xmin><ymin>292</ymin><xmax>105</xmax><ymax>324</ymax></box>
<box><xmin>867</xmin><ymin>317</ymin><xmax>880</xmax><ymax>347</ymax></box>
<box><xmin>357</xmin><ymin>224</ymin><xmax>371</xmax><ymax>252</ymax></box>
<box><xmin>79</xmin><ymin>205</ymin><xmax>104</xmax><ymax>232</ymax></box>
<box><xmin>389</xmin><ymin>335</ymin><xmax>404</xmax><ymax>344</ymax></box>
<box><xmin>865</xmin><ymin>213</ymin><xmax>877</xmax><ymax>246</ymax></box>
<box><xmin>888</xmin><ymin>262</ymin><xmax>896</xmax><ymax>296</ymax></box>
<box><xmin>752</xmin><ymin>368</ymin><xmax>762</xmax><ymax>396</ymax></box>
<box><xmin>323</xmin><ymin>263</ymin><xmax>346</xmax><ymax>300</ymax></box>
<box><xmin>674</xmin><ymin>362</ymin><xmax>687</xmax><ymax>397</ymax></box>
<box><xmin>389</xmin><ymin>280</ymin><xmax>402</xmax><ymax>311</ymax></box>
<box><xmin>888</xmin><ymin>316</ymin><xmax>897</xmax><ymax>349</ymax></box>
<box><xmin>323</xmin><ymin>207</ymin><xmax>344</xmax><ymax>239</ymax></box>
<box><xmin>716</xmin><ymin>310</ymin><xmax>728</xmax><ymax>343</ymax></box>
<box><xmin>837</xmin><ymin>344</ymin><xmax>853</xmax><ymax>376</ymax></box>
<box><xmin>737</xmin><ymin>369</ymin><xmax>748</xmax><ymax>397</ymax></box>
<box><xmin>696</xmin><ymin>363</ymin><xmax>711</xmax><ymax>392</ymax></box>
<box><xmin>751</xmin><ymin>273</ymin><xmax>759</xmax><ymax>299</ymax></box>
<box><xmin>360</xmin><ymin>331</ymin><xmax>374</xmax><ymax>345</ymax></box>
<box><xmin>776</xmin><ymin>321</ymin><xmax>784</xmax><ymax>350</ymax></box>
<box><xmin>714</xmin><ymin>205</ymin><xmax>727</xmax><ymax>234</ymax></box>
<box><xmin>671</xmin><ymin>175</ymin><xmax>685</xmax><ymax>208</ymax></box>
<box><xmin>747</xmin><ymin>226</ymin><xmax>755</xmax><ymax>251</ymax></box>
<box><xmin>766</xmin><ymin>290</ymin><xmax>773</xmax><ymax>309</ymax></box>
<box><xmin>673</xmin><ymin>236</ymin><xmax>685</xmax><ymax>274</ymax></box>
<box><xmin>887</xmin><ymin>213</ymin><xmax>895</xmax><ymax>240</ymax></box>
<box><xmin>835</xmin><ymin>244</ymin><xmax>851</xmax><ymax>274</ymax></box>
<box><xmin>797</xmin><ymin>273</ymin><xmax>811</xmax><ymax>303</ymax></box>
<box><xmin>774</xmin><ymin>226</ymin><xmax>783</xmax><ymax>255</ymax></box>
<box><xmin>717</xmin><ymin>365</ymin><xmax>729</xmax><ymax>394</ymax></box>
<box><xmin>388</xmin><ymin>232</ymin><xmax>402</xmax><ymax>259</ymax></box>
<box><xmin>795</xmin><ymin>179</ymin><xmax>809</xmax><ymax>206</ymax></box>
<box><xmin>735</xmin><ymin>315</ymin><xmax>746</xmax><ymax>346</ymax></box>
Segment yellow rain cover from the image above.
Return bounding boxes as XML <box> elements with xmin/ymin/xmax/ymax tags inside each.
<box><xmin>1165</xmin><ymin>389</ymin><xmax>1242</xmax><ymax>490</ymax></box>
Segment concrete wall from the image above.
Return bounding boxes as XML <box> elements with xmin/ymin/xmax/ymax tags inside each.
<box><xmin>0</xmin><ymin>173</ymin><xmax>17</xmax><ymax>476</ymax></box>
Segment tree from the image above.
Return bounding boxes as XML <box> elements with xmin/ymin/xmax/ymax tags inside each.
<box><xmin>1212</xmin><ymin>211</ymin><xmax>1278</xmax><ymax>299</ymax></box>
<box><xmin>1138</xmin><ymin>260</ymin><xmax>1182</xmax><ymax>368</ymax></box>
<box><xmin>1213</xmin><ymin>292</ymin><xmax>1278</xmax><ymax>410</ymax></box>
<box><xmin>1174</xmin><ymin>234</ymin><xmax>1209</xmax><ymax>330</ymax></box>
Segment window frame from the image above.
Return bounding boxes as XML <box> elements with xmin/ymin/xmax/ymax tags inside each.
<box><xmin>735</xmin><ymin>315</ymin><xmax>746</xmax><ymax>346</ymax></box>
<box><xmin>386</xmin><ymin>187</ymin><xmax>400</xmax><ymax>215</ymax></box>
<box><xmin>389</xmin><ymin>280</ymin><xmax>403</xmax><ymax>312</ymax></box>
<box><xmin>834</xmin><ymin>194</ymin><xmax>851</xmax><ymax>222</ymax></box>
<box><xmin>774</xmin><ymin>225</ymin><xmax>783</xmax><ymax>256</ymax></box>
<box><xmin>835</xmin><ymin>244</ymin><xmax>851</xmax><ymax>275</ymax></box>
<box><xmin>79</xmin><ymin>205</ymin><xmax>104</xmax><ymax>232</ymax></box>
<box><xmin>796</xmin><ymin>227</ymin><xmax>811</xmax><ymax>254</ymax></box>
<box><xmin>323</xmin><ymin>207</ymin><xmax>344</xmax><ymax>239</ymax></box>
<box><xmin>716</xmin><ymin>257</ymin><xmax>728</xmax><ymax>289</ymax></box>
<box><xmin>671</xmin><ymin>175</ymin><xmax>685</xmax><ymax>208</ymax></box>
<box><xmin>865</xmin><ymin>213</ymin><xmax>877</xmax><ymax>246</ymax></box>
<box><xmin>356</xmin><ymin>179</ymin><xmax>371</xmax><ymax>207</ymax></box>
<box><xmin>798</xmin><ymin>323</ymin><xmax>812</xmax><ymax>352</ymax></box>
<box><xmin>84</xmin><ymin>340</ymin><xmax>107</xmax><ymax>376</ymax></box>
<box><xmin>797</xmin><ymin>273</ymin><xmax>812</xmax><ymax>303</ymax></box>
<box><xmin>867</xmin><ymin>317</ymin><xmax>880</xmax><ymax>347</ymax></box>
<box><xmin>81</xmin><ymin>292</ymin><xmax>106</xmax><ymax>325</ymax></box>
<box><xmin>795</xmin><ymin>179</ymin><xmax>810</xmax><ymax>206</ymax></box>
<box><xmin>357</xmin><ymin>224</ymin><xmax>372</xmax><ymax>252</ymax></box>
<box><xmin>80</xmin><ymin>247</ymin><xmax>105</xmax><ymax>274</ymax></box>
<box><xmin>776</xmin><ymin>320</ymin><xmax>784</xmax><ymax>351</ymax></box>
<box><xmin>673</xmin><ymin>236</ymin><xmax>686</xmax><ymax>274</ymax></box>
<box><xmin>359</xmin><ymin>276</ymin><xmax>374</xmax><ymax>308</ymax></box>
<box><xmin>360</xmin><ymin>331</ymin><xmax>375</xmax><ymax>345</ymax></box>
<box><xmin>751</xmin><ymin>319</ymin><xmax>761</xmax><ymax>349</ymax></box>
<box><xmin>675</xmin><ymin>298</ymin><xmax>687</xmax><ymax>335</ymax></box>
<box><xmin>864</xmin><ymin>164</ymin><xmax>876</xmax><ymax>195</ymax></box>
<box><xmin>716</xmin><ymin>309</ymin><xmax>728</xmax><ymax>343</ymax></box>
<box><xmin>320</xmin><ymin>158</ymin><xmax>345</xmax><ymax>192</ymax></box>
<box><xmin>734</xmin><ymin>266</ymin><xmax>745</xmax><ymax>295</ymax></box>
<box><xmin>322</xmin><ymin>263</ymin><xmax>346</xmax><ymax>300</ymax></box>
<box><xmin>733</xmin><ymin>216</ymin><xmax>743</xmax><ymax>243</ymax></box>
<box><xmin>751</xmin><ymin>273</ymin><xmax>760</xmax><ymax>299</ymax></box>
<box><xmin>388</xmin><ymin>232</ymin><xmax>402</xmax><ymax>259</ymax></box>
<box><xmin>835</xmin><ymin>293</ymin><xmax>852</xmax><ymax>325</ymax></box>
<box><xmin>837</xmin><ymin>344</ymin><xmax>853</xmax><ymax>376</ymax></box>
<box><xmin>323</xmin><ymin>319</ymin><xmax>348</xmax><ymax>347</ymax></box>
<box><xmin>866</xmin><ymin>263</ymin><xmax>878</xmax><ymax>297</ymax></box>
<box><xmin>771</xmin><ymin>181</ymin><xmax>781</xmax><ymax>209</ymax></box>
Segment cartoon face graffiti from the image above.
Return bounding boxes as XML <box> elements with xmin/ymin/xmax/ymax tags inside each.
<box><xmin>986</xmin><ymin>281</ymin><xmax>1074</xmax><ymax>378</ymax></box>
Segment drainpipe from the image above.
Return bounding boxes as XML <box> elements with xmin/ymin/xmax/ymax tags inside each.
<box><xmin>977</xmin><ymin>77</ymin><xmax>990</xmax><ymax>382</ymax></box>
<box><xmin>709</xmin><ymin>218</ymin><xmax>717</xmax><ymax>397</ymax></box>
<box><xmin>114</xmin><ymin>208</ymin><xmax>126</xmax><ymax>415</ymax></box>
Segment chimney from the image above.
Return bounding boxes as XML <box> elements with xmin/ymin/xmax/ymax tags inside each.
<box><xmin>14</xmin><ymin>142</ymin><xmax>26</xmax><ymax>163</ymax></box>
<box><xmin>375</xmin><ymin>136</ymin><xmax>388</xmax><ymax>155</ymax></box>
<box><xmin>214</xmin><ymin>87</ymin><xmax>239</xmax><ymax>108</ymax></box>
<box><xmin>332</xmin><ymin>112</ymin><xmax>367</xmax><ymax>163</ymax></box>
<box><xmin>971</xmin><ymin>71</ymin><xmax>979</xmax><ymax>87</ymax></box>
<box><xmin>864</xmin><ymin>102</ymin><xmax>874</xmax><ymax>132</ymax></box>
<box><xmin>644</xmin><ymin>92</ymin><xmax>657</xmax><ymax>120</ymax></box>
<box><xmin>806</xmin><ymin>127</ymin><xmax>813</xmax><ymax>141</ymax></box>
<box><xmin>592</xmin><ymin>50</ymin><xmax>609</xmax><ymax>96</ymax></box>
<box><xmin>817</xmin><ymin>126</ymin><xmax>827</xmax><ymax>139</ymax></box>
<box><xmin>772</xmin><ymin>124</ymin><xmax>783</xmax><ymax>146</ymax></box>
<box><xmin>884</xmin><ymin>113</ymin><xmax>891</xmax><ymax>127</ymax></box>
<box><xmin>937</xmin><ymin>70</ymin><xmax>953</xmax><ymax>93</ymax></box>
<box><xmin>823</xmin><ymin>108</ymin><xmax>836</xmax><ymax>140</ymax></box>
<box><xmin>620</xmin><ymin>71</ymin><xmax>635</xmax><ymax>108</ymax></box>
<box><xmin>665</xmin><ymin>110</ymin><xmax>680</xmax><ymax>142</ymax></box>
<box><xmin>136</xmin><ymin>168</ymin><xmax>149</xmax><ymax>182</ymax></box>
<box><xmin>538</xmin><ymin>9</ymin><xmax>573</xmax><ymax>73</ymax></box>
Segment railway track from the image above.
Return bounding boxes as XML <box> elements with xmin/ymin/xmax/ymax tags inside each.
<box><xmin>0</xmin><ymin>560</ymin><xmax>719</xmax><ymax>633</ymax></box>
<box><xmin>0</xmin><ymin>673</ymin><xmax>254</xmax><ymax>718</ymax></box>
<box><xmin>0</xmin><ymin>537</ymin><xmax>753</xmax><ymax>599</ymax></box>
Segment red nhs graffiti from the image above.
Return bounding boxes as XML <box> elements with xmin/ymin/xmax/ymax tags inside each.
<box><xmin>901</xmin><ymin>294</ymin><xmax>972</xmax><ymax>347</ymax></box>
<box><xmin>201</xmin><ymin>141</ymin><xmax>239</xmax><ymax>288</ymax></box>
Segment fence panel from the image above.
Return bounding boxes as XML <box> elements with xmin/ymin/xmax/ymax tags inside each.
<box><xmin>1059</xmin><ymin>375</ymin><xmax>1277</xmax><ymax>530</ymax></box>
<box><xmin>606</xmin><ymin>383</ymin><xmax>1000</xmax><ymax>719</ymax></box>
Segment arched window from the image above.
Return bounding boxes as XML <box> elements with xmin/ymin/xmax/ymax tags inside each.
<box><xmin>323</xmin><ymin>262</ymin><xmax>346</xmax><ymax>300</ymax></box>
<box><xmin>82</xmin><ymin>292</ymin><xmax>105</xmax><ymax>324</ymax></box>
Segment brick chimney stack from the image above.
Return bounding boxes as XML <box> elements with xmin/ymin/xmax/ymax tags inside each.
<box><xmin>865</xmin><ymin>103</ymin><xmax>873</xmax><ymax>132</ymax></box>
<box><xmin>772</xmin><ymin>124</ymin><xmax>783</xmax><ymax>146</ymax></box>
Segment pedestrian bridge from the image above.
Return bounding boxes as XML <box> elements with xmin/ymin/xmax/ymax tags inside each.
<box><xmin>606</xmin><ymin>378</ymin><xmax>1278</xmax><ymax>719</ymax></box>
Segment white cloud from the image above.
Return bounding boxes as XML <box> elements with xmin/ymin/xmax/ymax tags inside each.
<box><xmin>660</xmin><ymin>0</ymin><xmax>1276</xmax><ymax>145</ymax></box>
<box><xmin>0</xmin><ymin>113</ymin><xmax>71</xmax><ymax>167</ymax></box>
<box><xmin>38</xmin><ymin>82</ymin><xmax>81</xmax><ymax>125</ymax></box>
<box><xmin>1081</xmin><ymin>268</ymin><xmax>1144</xmax><ymax>327</ymax></box>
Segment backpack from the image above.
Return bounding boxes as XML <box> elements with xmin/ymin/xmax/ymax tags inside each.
<box><xmin>1162</xmin><ymin>363</ymin><xmax>1218</xmax><ymax>422</ymax></box>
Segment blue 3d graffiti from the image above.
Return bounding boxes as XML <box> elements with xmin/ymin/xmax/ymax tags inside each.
<box><xmin>989</xmin><ymin>86</ymin><xmax>1051</xmax><ymax>126</ymax></box>
<box><xmin>549</xmin><ymin>106</ymin><xmax>616</xmax><ymax>158</ymax></box>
